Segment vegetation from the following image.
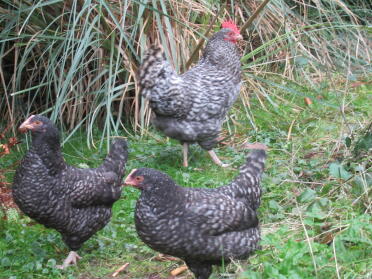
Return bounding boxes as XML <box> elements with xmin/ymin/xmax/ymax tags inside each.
<box><xmin>0</xmin><ymin>0</ymin><xmax>371</xmax><ymax>278</ymax></box>
<box><xmin>0</xmin><ymin>0</ymin><xmax>370</xmax><ymax>140</ymax></box>
<box><xmin>1</xmin><ymin>81</ymin><xmax>371</xmax><ymax>279</ymax></box>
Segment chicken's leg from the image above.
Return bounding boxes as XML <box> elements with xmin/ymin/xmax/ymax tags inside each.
<box><xmin>56</xmin><ymin>251</ymin><xmax>81</xmax><ymax>269</ymax></box>
<box><xmin>183</xmin><ymin>143</ymin><xmax>189</xmax><ymax>167</ymax></box>
<box><xmin>208</xmin><ymin>150</ymin><xmax>229</xmax><ymax>167</ymax></box>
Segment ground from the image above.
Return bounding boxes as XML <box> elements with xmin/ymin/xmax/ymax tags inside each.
<box><xmin>0</xmin><ymin>81</ymin><xmax>371</xmax><ymax>279</ymax></box>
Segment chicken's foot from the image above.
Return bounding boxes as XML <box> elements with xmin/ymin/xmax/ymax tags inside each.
<box><xmin>208</xmin><ymin>150</ymin><xmax>229</xmax><ymax>167</ymax></box>
<box><xmin>56</xmin><ymin>251</ymin><xmax>81</xmax><ymax>269</ymax></box>
<box><xmin>183</xmin><ymin>143</ymin><xmax>189</xmax><ymax>167</ymax></box>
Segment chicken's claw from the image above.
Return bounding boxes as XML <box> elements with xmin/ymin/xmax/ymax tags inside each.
<box><xmin>208</xmin><ymin>150</ymin><xmax>230</xmax><ymax>167</ymax></box>
<box><xmin>56</xmin><ymin>251</ymin><xmax>81</xmax><ymax>269</ymax></box>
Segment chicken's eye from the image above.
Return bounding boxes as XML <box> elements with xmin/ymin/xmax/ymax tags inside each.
<box><xmin>135</xmin><ymin>176</ymin><xmax>144</xmax><ymax>182</ymax></box>
<box><xmin>34</xmin><ymin>120</ymin><xmax>42</xmax><ymax>125</ymax></box>
<box><xmin>223</xmin><ymin>31</ymin><xmax>233</xmax><ymax>40</ymax></box>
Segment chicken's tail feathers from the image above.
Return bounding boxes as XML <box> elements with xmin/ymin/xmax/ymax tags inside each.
<box><xmin>110</xmin><ymin>138</ymin><xmax>128</xmax><ymax>155</ymax></box>
<box><xmin>223</xmin><ymin>148</ymin><xmax>266</xmax><ymax>210</ymax></box>
<box><xmin>138</xmin><ymin>45</ymin><xmax>166</xmax><ymax>94</ymax></box>
<box><xmin>101</xmin><ymin>138</ymin><xmax>128</xmax><ymax>175</ymax></box>
<box><xmin>138</xmin><ymin>45</ymin><xmax>187</xmax><ymax>117</ymax></box>
<box><xmin>244</xmin><ymin>149</ymin><xmax>266</xmax><ymax>171</ymax></box>
<box><xmin>240</xmin><ymin>149</ymin><xmax>266</xmax><ymax>181</ymax></box>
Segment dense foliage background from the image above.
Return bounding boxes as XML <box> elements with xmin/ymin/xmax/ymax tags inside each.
<box><xmin>0</xmin><ymin>0</ymin><xmax>370</xmax><ymax>141</ymax></box>
<box><xmin>0</xmin><ymin>0</ymin><xmax>371</xmax><ymax>278</ymax></box>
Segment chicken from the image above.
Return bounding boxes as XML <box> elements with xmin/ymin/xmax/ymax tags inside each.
<box><xmin>124</xmin><ymin>149</ymin><xmax>266</xmax><ymax>279</ymax></box>
<box><xmin>139</xmin><ymin>21</ymin><xmax>243</xmax><ymax>167</ymax></box>
<box><xmin>12</xmin><ymin>115</ymin><xmax>128</xmax><ymax>269</ymax></box>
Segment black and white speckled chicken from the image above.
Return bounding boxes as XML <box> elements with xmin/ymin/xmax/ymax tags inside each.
<box><xmin>139</xmin><ymin>21</ymin><xmax>243</xmax><ymax>167</ymax></box>
<box><xmin>12</xmin><ymin>115</ymin><xmax>128</xmax><ymax>269</ymax></box>
<box><xmin>124</xmin><ymin>149</ymin><xmax>266</xmax><ymax>279</ymax></box>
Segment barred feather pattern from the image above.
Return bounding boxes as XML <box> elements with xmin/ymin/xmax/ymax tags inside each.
<box><xmin>139</xmin><ymin>28</ymin><xmax>242</xmax><ymax>150</ymax></box>
<box><xmin>130</xmin><ymin>149</ymin><xmax>266</xmax><ymax>279</ymax></box>
<box><xmin>12</xmin><ymin>116</ymin><xmax>128</xmax><ymax>251</ymax></box>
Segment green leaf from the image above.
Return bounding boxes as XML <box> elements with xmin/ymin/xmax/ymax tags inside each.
<box><xmin>1</xmin><ymin>257</ymin><xmax>11</xmax><ymax>267</ymax></box>
<box><xmin>77</xmin><ymin>163</ymin><xmax>90</xmax><ymax>169</ymax></box>
<box><xmin>269</xmin><ymin>200</ymin><xmax>282</xmax><ymax>210</ymax></box>
<box><xmin>354</xmin><ymin>131</ymin><xmax>372</xmax><ymax>154</ymax></box>
<box><xmin>329</xmin><ymin>162</ymin><xmax>352</xmax><ymax>180</ymax></box>
<box><xmin>318</xmin><ymin>197</ymin><xmax>330</xmax><ymax>207</ymax></box>
<box><xmin>345</xmin><ymin>136</ymin><xmax>352</xmax><ymax>148</ymax></box>
<box><xmin>306</xmin><ymin>201</ymin><xmax>327</xmax><ymax>219</ymax></box>
<box><xmin>295</xmin><ymin>56</ymin><xmax>309</xmax><ymax>66</ymax></box>
<box><xmin>297</xmin><ymin>188</ymin><xmax>317</xmax><ymax>203</ymax></box>
<box><xmin>47</xmin><ymin>259</ymin><xmax>56</xmax><ymax>268</ymax></box>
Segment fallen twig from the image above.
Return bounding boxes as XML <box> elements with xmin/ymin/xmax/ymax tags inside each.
<box><xmin>170</xmin><ymin>265</ymin><xmax>188</xmax><ymax>277</ymax></box>
<box><xmin>112</xmin><ymin>262</ymin><xmax>129</xmax><ymax>277</ymax></box>
<box><xmin>154</xmin><ymin>253</ymin><xmax>180</xmax><ymax>262</ymax></box>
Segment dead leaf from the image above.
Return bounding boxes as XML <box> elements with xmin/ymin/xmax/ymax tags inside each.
<box><xmin>304</xmin><ymin>97</ymin><xmax>312</xmax><ymax>106</ymax></box>
<box><xmin>0</xmin><ymin>184</ymin><xmax>17</xmax><ymax>209</ymax></box>
<box><xmin>8</xmin><ymin>137</ymin><xmax>20</xmax><ymax>147</ymax></box>
<box><xmin>0</xmin><ymin>144</ymin><xmax>10</xmax><ymax>155</ymax></box>
<box><xmin>304</xmin><ymin>151</ymin><xmax>323</xmax><ymax>159</ymax></box>
<box><xmin>319</xmin><ymin>232</ymin><xmax>334</xmax><ymax>244</ymax></box>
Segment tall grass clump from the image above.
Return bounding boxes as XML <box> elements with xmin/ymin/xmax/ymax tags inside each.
<box><xmin>0</xmin><ymin>0</ymin><xmax>370</xmax><ymax>145</ymax></box>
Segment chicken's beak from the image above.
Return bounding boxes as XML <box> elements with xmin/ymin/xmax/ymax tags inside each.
<box><xmin>18</xmin><ymin>115</ymin><xmax>36</xmax><ymax>133</ymax></box>
<box><xmin>123</xmin><ymin>169</ymin><xmax>138</xmax><ymax>187</ymax></box>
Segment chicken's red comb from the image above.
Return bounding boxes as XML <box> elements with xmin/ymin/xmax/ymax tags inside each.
<box><xmin>221</xmin><ymin>20</ymin><xmax>240</xmax><ymax>34</ymax></box>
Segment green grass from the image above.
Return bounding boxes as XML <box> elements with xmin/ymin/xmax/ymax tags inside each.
<box><xmin>0</xmin><ymin>81</ymin><xmax>371</xmax><ymax>279</ymax></box>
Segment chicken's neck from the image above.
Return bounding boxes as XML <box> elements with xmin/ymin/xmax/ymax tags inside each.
<box><xmin>31</xmin><ymin>135</ymin><xmax>66</xmax><ymax>173</ymax></box>
<box><xmin>141</xmin><ymin>184</ymin><xmax>185</xmax><ymax>210</ymax></box>
<box><xmin>199</xmin><ymin>41</ymin><xmax>241</xmax><ymax>71</ymax></box>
